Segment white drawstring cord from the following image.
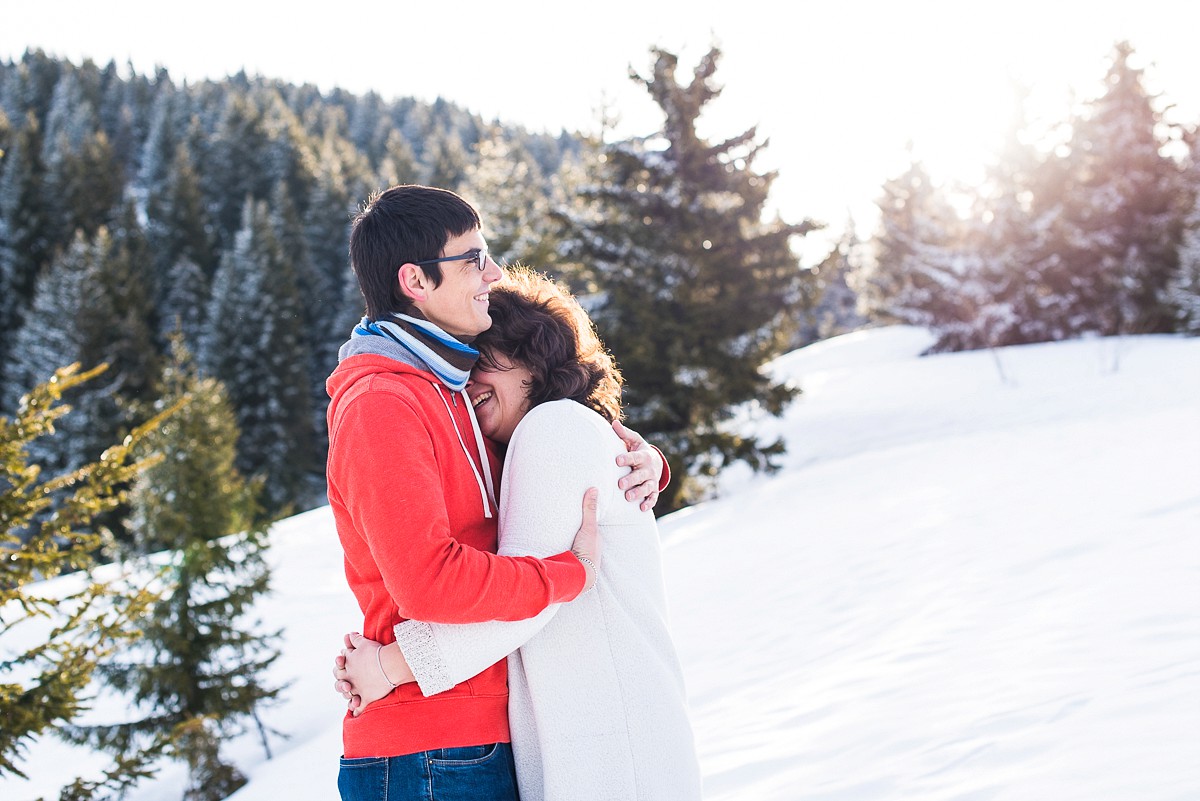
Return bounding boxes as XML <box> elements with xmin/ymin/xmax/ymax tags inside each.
<box><xmin>434</xmin><ymin>385</ymin><xmax>495</xmax><ymax>519</ymax></box>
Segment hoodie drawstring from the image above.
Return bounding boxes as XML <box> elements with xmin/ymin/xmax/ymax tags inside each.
<box><xmin>434</xmin><ymin>385</ymin><xmax>496</xmax><ymax>519</ymax></box>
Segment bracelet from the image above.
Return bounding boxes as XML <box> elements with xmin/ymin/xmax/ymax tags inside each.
<box><xmin>576</xmin><ymin>555</ymin><xmax>597</xmax><ymax>593</ymax></box>
<box><xmin>376</xmin><ymin>644</ymin><xmax>399</xmax><ymax>689</ymax></box>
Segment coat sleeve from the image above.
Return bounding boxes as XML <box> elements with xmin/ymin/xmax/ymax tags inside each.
<box><xmin>330</xmin><ymin>389</ymin><xmax>587</xmax><ymax>625</ymax></box>
<box><xmin>395</xmin><ymin>401</ymin><xmax>618</xmax><ymax>695</ymax></box>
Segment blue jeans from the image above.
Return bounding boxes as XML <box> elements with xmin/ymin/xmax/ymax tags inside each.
<box><xmin>338</xmin><ymin>742</ymin><xmax>519</xmax><ymax>801</ymax></box>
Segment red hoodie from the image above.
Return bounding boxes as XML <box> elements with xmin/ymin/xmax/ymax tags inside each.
<box><xmin>326</xmin><ymin>353</ymin><xmax>587</xmax><ymax>758</ymax></box>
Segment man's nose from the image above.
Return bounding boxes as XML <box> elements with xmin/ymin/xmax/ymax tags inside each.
<box><xmin>483</xmin><ymin>254</ymin><xmax>504</xmax><ymax>282</ymax></box>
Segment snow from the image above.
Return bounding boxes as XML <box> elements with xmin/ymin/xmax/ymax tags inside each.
<box><xmin>4</xmin><ymin>327</ymin><xmax>1198</xmax><ymax>801</ymax></box>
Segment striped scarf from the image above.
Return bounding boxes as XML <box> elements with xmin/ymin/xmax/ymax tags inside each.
<box><xmin>352</xmin><ymin>313</ymin><xmax>479</xmax><ymax>391</ymax></box>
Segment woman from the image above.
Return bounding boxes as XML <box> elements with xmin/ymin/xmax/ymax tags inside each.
<box><xmin>335</xmin><ymin>268</ymin><xmax>702</xmax><ymax>801</ymax></box>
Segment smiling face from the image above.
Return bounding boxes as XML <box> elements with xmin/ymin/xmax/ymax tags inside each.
<box><xmin>410</xmin><ymin>228</ymin><xmax>503</xmax><ymax>337</ymax></box>
<box><xmin>467</xmin><ymin>353</ymin><xmax>534</xmax><ymax>444</ymax></box>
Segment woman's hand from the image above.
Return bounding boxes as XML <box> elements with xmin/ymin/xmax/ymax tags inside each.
<box><xmin>612</xmin><ymin>419</ymin><xmax>665</xmax><ymax>512</ymax></box>
<box><xmin>331</xmin><ymin>632</ymin><xmax>412</xmax><ymax>716</ymax></box>
<box><xmin>569</xmin><ymin>487</ymin><xmax>601</xmax><ymax>592</ymax></box>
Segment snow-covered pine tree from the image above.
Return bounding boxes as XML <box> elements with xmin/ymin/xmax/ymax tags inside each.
<box><xmin>1058</xmin><ymin>41</ymin><xmax>1183</xmax><ymax>336</ymax></box>
<box><xmin>272</xmin><ymin>177</ymin><xmax>338</xmax><ymax>465</ymax></box>
<box><xmin>810</xmin><ymin>221</ymin><xmax>868</xmax><ymax>343</ymax></box>
<box><xmin>860</xmin><ymin>155</ymin><xmax>967</xmax><ymax>349</ymax></box>
<box><xmin>202</xmin><ymin>91</ymin><xmax>274</xmax><ymax>255</ymax></box>
<box><xmin>158</xmin><ymin>256</ymin><xmax>210</xmax><ymax>350</ymax></box>
<box><xmin>378</xmin><ymin>127</ymin><xmax>421</xmax><ymax>187</ymax></box>
<box><xmin>5</xmin><ymin>230</ymin><xmax>118</xmax><ymax>474</ymax></box>
<box><xmin>201</xmin><ymin>198</ymin><xmax>315</xmax><ymax>513</ymax></box>
<box><xmin>75</xmin><ymin>339</ymin><xmax>283</xmax><ymax>801</ymax></box>
<box><xmin>0</xmin><ymin>112</ymin><xmax>50</xmax><ymax>395</ymax></box>
<box><xmin>39</xmin><ymin>70</ymin><xmax>123</xmax><ymax>249</ymax></box>
<box><xmin>137</xmin><ymin>84</ymin><xmax>182</xmax><ymax>200</ymax></box>
<box><xmin>961</xmin><ymin>84</ymin><xmax>1056</xmax><ymax>348</ymax></box>
<box><xmin>561</xmin><ymin>47</ymin><xmax>817</xmax><ymax>511</ymax></box>
<box><xmin>422</xmin><ymin>124</ymin><xmax>470</xmax><ymax>191</ymax></box>
<box><xmin>1169</xmin><ymin>172</ymin><xmax>1200</xmax><ymax>333</ymax></box>
<box><xmin>461</xmin><ymin>127</ymin><xmax>560</xmax><ymax>269</ymax></box>
<box><xmin>101</xmin><ymin>200</ymin><xmax>160</xmax><ymax>408</ymax></box>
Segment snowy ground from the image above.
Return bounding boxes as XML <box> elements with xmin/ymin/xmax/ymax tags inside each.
<box><xmin>4</xmin><ymin>328</ymin><xmax>1198</xmax><ymax>801</ymax></box>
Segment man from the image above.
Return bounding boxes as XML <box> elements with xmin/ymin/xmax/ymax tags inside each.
<box><xmin>327</xmin><ymin>185</ymin><xmax>664</xmax><ymax>800</ymax></box>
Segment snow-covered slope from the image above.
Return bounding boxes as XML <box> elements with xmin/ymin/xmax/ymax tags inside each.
<box><xmin>4</xmin><ymin>329</ymin><xmax>1198</xmax><ymax>801</ymax></box>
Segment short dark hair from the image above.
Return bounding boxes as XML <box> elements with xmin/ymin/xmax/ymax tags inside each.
<box><xmin>348</xmin><ymin>185</ymin><xmax>481</xmax><ymax>320</ymax></box>
<box><xmin>476</xmin><ymin>268</ymin><xmax>623</xmax><ymax>423</ymax></box>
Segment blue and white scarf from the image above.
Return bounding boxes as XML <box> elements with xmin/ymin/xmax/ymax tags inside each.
<box><xmin>353</xmin><ymin>313</ymin><xmax>479</xmax><ymax>391</ymax></box>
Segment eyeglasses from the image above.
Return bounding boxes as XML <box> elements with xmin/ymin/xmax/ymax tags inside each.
<box><xmin>413</xmin><ymin>248</ymin><xmax>490</xmax><ymax>272</ymax></box>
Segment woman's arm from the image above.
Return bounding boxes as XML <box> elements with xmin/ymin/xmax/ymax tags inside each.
<box><xmin>399</xmin><ymin>403</ymin><xmax>618</xmax><ymax>695</ymax></box>
<box><xmin>335</xmin><ymin>484</ymin><xmax>601</xmax><ymax>709</ymax></box>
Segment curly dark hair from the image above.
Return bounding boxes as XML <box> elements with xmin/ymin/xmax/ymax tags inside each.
<box><xmin>476</xmin><ymin>268</ymin><xmax>623</xmax><ymax>423</ymax></box>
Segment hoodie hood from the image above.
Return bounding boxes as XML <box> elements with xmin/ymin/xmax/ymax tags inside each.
<box><xmin>327</xmin><ymin>336</ymin><xmax>497</xmax><ymax>519</ymax></box>
<box><xmin>327</xmin><ymin>334</ymin><xmax>434</xmax><ymax>409</ymax></box>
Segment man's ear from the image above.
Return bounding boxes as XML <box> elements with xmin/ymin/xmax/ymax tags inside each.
<box><xmin>398</xmin><ymin>263</ymin><xmax>429</xmax><ymax>303</ymax></box>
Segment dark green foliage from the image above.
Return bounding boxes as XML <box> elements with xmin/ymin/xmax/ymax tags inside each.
<box><xmin>562</xmin><ymin>47</ymin><xmax>818</xmax><ymax>511</ymax></box>
<box><xmin>4</xmin><ymin>223</ymin><xmax>158</xmax><ymax>485</ymax></box>
<box><xmin>0</xmin><ymin>364</ymin><xmax>169</xmax><ymax>781</ymax></box>
<box><xmin>201</xmin><ymin>199</ymin><xmax>315</xmax><ymax>513</ymax></box>
<box><xmin>0</xmin><ymin>112</ymin><xmax>51</xmax><ymax>389</ymax></box>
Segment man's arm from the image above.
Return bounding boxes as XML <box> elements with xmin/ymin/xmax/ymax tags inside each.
<box><xmin>346</xmin><ymin>402</ymin><xmax>616</xmax><ymax>702</ymax></box>
<box><xmin>331</xmin><ymin>389</ymin><xmax>590</xmax><ymax>624</ymax></box>
<box><xmin>612</xmin><ymin>419</ymin><xmax>669</xmax><ymax>512</ymax></box>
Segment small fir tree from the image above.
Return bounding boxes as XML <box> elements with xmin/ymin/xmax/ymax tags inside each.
<box><xmin>860</xmin><ymin>155</ymin><xmax>968</xmax><ymax>347</ymax></box>
<box><xmin>0</xmin><ymin>364</ymin><xmax>167</xmax><ymax>785</ymax></box>
<box><xmin>76</xmin><ymin>339</ymin><xmax>283</xmax><ymax>801</ymax></box>
<box><xmin>1058</xmin><ymin>41</ymin><xmax>1184</xmax><ymax>336</ymax></box>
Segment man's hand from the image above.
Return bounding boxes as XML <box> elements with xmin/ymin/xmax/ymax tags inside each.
<box><xmin>612</xmin><ymin>419</ymin><xmax>665</xmax><ymax>512</ymax></box>
<box><xmin>569</xmin><ymin>488</ymin><xmax>601</xmax><ymax>592</ymax></box>
<box><xmin>331</xmin><ymin>632</ymin><xmax>397</xmax><ymax>716</ymax></box>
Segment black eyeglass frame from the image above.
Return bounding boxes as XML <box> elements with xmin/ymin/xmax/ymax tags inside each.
<box><xmin>412</xmin><ymin>248</ymin><xmax>489</xmax><ymax>272</ymax></box>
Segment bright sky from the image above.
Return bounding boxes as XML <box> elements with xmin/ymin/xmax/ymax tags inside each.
<box><xmin>3</xmin><ymin>0</ymin><xmax>1198</xmax><ymax>260</ymax></box>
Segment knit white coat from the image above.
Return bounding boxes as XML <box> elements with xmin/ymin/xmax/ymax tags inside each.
<box><xmin>394</xmin><ymin>399</ymin><xmax>702</xmax><ymax>801</ymax></box>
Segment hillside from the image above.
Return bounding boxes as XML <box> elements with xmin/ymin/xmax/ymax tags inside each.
<box><xmin>4</xmin><ymin>328</ymin><xmax>1197</xmax><ymax>801</ymax></box>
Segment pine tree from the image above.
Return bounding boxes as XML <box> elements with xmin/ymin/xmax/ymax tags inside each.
<box><xmin>1058</xmin><ymin>41</ymin><xmax>1184</xmax><ymax>336</ymax></box>
<box><xmin>422</xmin><ymin>124</ymin><xmax>469</xmax><ymax>190</ymax></box>
<box><xmin>201</xmin><ymin>199</ymin><xmax>315</xmax><ymax>513</ymax></box>
<box><xmin>5</xmin><ymin>215</ymin><xmax>158</xmax><ymax>486</ymax></box>
<box><xmin>73</xmin><ymin>339</ymin><xmax>283</xmax><ymax>801</ymax></box>
<box><xmin>0</xmin><ymin>112</ymin><xmax>51</xmax><ymax>394</ymax></box>
<box><xmin>461</xmin><ymin>128</ymin><xmax>560</xmax><ymax>269</ymax></box>
<box><xmin>39</xmin><ymin>71</ymin><xmax>124</xmax><ymax>249</ymax></box>
<box><xmin>860</xmin><ymin>155</ymin><xmax>968</xmax><ymax>347</ymax></box>
<box><xmin>145</xmin><ymin>136</ymin><xmax>218</xmax><ymax>293</ymax></box>
<box><xmin>203</xmin><ymin>91</ymin><xmax>274</xmax><ymax>254</ymax></box>
<box><xmin>4</xmin><ymin>230</ymin><xmax>118</xmax><ymax>474</ymax></box>
<box><xmin>158</xmin><ymin>256</ymin><xmax>210</xmax><ymax>352</ymax></box>
<box><xmin>809</xmin><ymin>221</ymin><xmax>868</xmax><ymax>342</ymax></box>
<box><xmin>562</xmin><ymin>47</ymin><xmax>817</xmax><ymax>511</ymax></box>
<box><xmin>1169</xmin><ymin>187</ymin><xmax>1200</xmax><ymax>333</ymax></box>
<box><xmin>0</xmin><ymin>364</ymin><xmax>166</xmax><ymax>784</ymax></box>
